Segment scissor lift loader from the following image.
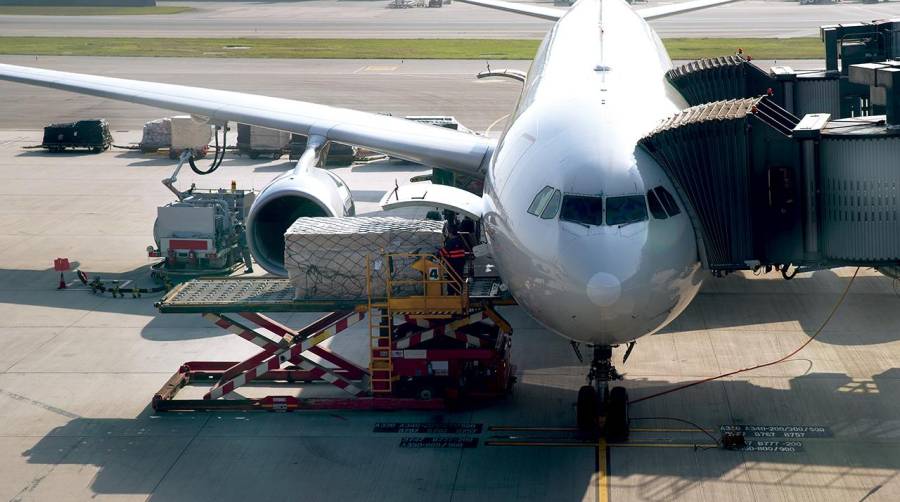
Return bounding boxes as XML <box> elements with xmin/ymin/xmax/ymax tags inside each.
<box><xmin>152</xmin><ymin>253</ymin><xmax>515</xmax><ymax>412</ymax></box>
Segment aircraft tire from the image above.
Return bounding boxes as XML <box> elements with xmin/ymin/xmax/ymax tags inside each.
<box><xmin>605</xmin><ymin>386</ymin><xmax>630</xmax><ymax>442</ymax></box>
<box><xmin>577</xmin><ymin>385</ymin><xmax>599</xmax><ymax>432</ymax></box>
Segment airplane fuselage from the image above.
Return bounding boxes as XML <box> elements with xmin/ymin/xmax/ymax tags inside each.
<box><xmin>482</xmin><ymin>0</ymin><xmax>704</xmax><ymax>345</ymax></box>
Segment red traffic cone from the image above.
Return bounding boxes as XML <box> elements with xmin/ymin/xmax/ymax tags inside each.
<box><xmin>57</xmin><ymin>272</ymin><xmax>67</xmax><ymax>290</ymax></box>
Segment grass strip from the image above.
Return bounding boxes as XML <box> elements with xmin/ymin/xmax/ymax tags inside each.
<box><xmin>0</xmin><ymin>37</ymin><xmax>824</xmax><ymax>60</ymax></box>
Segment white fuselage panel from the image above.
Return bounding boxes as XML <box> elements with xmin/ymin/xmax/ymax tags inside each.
<box><xmin>483</xmin><ymin>0</ymin><xmax>704</xmax><ymax>345</ymax></box>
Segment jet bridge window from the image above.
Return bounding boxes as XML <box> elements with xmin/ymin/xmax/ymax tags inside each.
<box><xmin>653</xmin><ymin>186</ymin><xmax>681</xmax><ymax>216</ymax></box>
<box><xmin>605</xmin><ymin>195</ymin><xmax>648</xmax><ymax>226</ymax></box>
<box><xmin>560</xmin><ymin>194</ymin><xmax>604</xmax><ymax>226</ymax></box>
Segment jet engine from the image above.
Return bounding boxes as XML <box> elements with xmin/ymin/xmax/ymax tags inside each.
<box><xmin>246</xmin><ymin>167</ymin><xmax>354</xmax><ymax>276</ymax></box>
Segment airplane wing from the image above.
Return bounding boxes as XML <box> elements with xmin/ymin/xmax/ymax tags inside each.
<box><xmin>455</xmin><ymin>0</ymin><xmax>739</xmax><ymax>21</ymax></box>
<box><xmin>0</xmin><ymin>63</ymin><xmax>494</xmax><ymax>176</ymax></box>
<box><xmin>637</xmin><ymin>0</ymin><xmax>740</xmax><ymax>20</ymax></box>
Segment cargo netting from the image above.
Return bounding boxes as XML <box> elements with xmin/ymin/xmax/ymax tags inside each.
<box><xmin>285</xmin><ymin>217</ymin><xmax>446</xmax><ymax>301</ymax></box>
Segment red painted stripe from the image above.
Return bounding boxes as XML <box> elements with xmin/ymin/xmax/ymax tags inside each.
<box><xmin>168</xmin><ymin>239</ymin><xmax>209</xmax><ymax>251</ymax></box>
<box><xmin>336</xmin><ymin>318</ymin><xmax>348</xmax><ymax>332</ymax></box>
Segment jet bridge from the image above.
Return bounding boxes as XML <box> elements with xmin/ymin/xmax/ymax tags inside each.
<box><xmin>666</xmin><ymin>18</ymin><xmax>900</xmax><ymax>120</ymax></box>
<box><xmin>639</xmin><ymin>64</ymin><xmax>900</xmax><ymax>275</ymax></box>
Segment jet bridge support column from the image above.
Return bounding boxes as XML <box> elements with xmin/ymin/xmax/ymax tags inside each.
<box><xmin>792</xmin><ymin>113</ymin><xmax>831</xmax><ymax>260</ymax></box>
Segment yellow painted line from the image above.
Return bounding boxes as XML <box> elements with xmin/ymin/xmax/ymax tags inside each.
<box><xmin>610</xmin><ymin>443</ymin><xmax>718</xmax><ymax>449</ymax></box>
<box><xmin>488</xmin><ymin>426</ymin><xmax>578</xmax><ymax>432</ymax></box>
<box><xmin>630</xmin><ymin>427</ymin><xmax>704</xmax><ymax>433</ymax></box>
<box><xmin>597</xmin><ymin>438</ymin><xmax>609</xmax><ymax>502</ymax></box>
<box><xmin>489</xmin><ymin>426</ymin><xmax>710</xmax><ymax>433</ymax></box>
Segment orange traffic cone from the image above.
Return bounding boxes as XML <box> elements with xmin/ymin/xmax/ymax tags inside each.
<box><xmin>57</xmin><ymin>272</ymin><xmax>67</xmax><ymax>290</ymax></box>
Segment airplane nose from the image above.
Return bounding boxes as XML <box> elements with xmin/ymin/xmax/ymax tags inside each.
<box><xmin>586</xmin><ymin>271</ymin><xmax>621</xmax><ymax>307</ymax></box>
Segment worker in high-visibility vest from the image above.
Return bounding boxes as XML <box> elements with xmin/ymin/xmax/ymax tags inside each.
<box><xmin>440</xmin><ymin>227</ymin><xmax>467</xmax><ymax>294</ymax></box>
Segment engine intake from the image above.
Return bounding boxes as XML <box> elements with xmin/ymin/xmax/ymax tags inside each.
<box><xmin>246</xmin><ymin>168</ymin><xmax>353</xmax><ymax>276</ymax></box>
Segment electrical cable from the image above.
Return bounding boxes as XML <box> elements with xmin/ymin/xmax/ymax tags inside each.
<box><xmin>629</xmin><ymin>416</ymin><xmax>720</xmax><ymax>446</ymax></box>
<box><xmin>629</xmin><ymin>267</ymin><xmax>860</xmax><ymax>406</ymax></box>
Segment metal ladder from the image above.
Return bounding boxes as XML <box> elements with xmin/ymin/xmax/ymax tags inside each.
<box><xmin>367</xmin><ymin>305</ymin><xmax>393</xmax><ymax>394</ymax></box>
<box><xmin>367</xmin><ymin>256</ymin><xmax>393</xmax><ymax>394</ymax></box>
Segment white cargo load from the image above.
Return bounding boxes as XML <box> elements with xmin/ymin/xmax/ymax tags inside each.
<box><xmin>285</xmin><ymin>216</ymin><xmax>445</xmax><ymax>300</ymax></box>
<box><xmin>170</xmin><ymin>115</ymin><xmax>212</xmax><ymax>151</ymax></box>
<box><xmin>249</xmin><ymin>126</ymin><xmax>291</xmax><ymax>150</ymax></box>
<box><xmin>140</xmin><ymin>117</ymin><xmax>171</xmax><ymax>149</ymax></box>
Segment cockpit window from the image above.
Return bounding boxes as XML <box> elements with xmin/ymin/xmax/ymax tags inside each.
<box><xmin>540</xmin><ymin>190</ymin><xmax>561</xmax><ymax>219</ymax></box>
<box><xmin>560</xmin><ymin>194</ymin><xmax>603</xmax><ymax>226</ymax></box>
<box><xmin>605</xmin><ymin>195</ymin><xmax>648</xmax><ymax>226</ymax></box>
<box><xmin>646</xmin><ymin>190</ymin><xmax>667</xmax><ymax>219</ymax></box>
<box><xmin>653</xmin><ymin>186</ymin><xmax>681</xmax><ymax>216</ymax></box>
<box><xmin>527</xmin><ymin>186</ymin><xmax>555</xmax><ymax>216</ymax></box>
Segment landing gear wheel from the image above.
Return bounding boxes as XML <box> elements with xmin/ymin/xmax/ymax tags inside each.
<box><xmin>577</xmin><ymin>385</ymin><xmax>599</xmax><ymax>433</ymax></box>
<box><xmin>605</xmin><ymin>386</ymin><xmax>629</xmax><ymax>442</ymax></box>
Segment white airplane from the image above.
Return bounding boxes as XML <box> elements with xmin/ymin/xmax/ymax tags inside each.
<box><xmin>0</xmin><ymin>0</ymin><xmax>740</xmax><ymax>436</ymax></box>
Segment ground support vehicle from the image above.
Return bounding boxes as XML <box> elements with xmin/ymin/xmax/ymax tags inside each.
<box><xmin>152</xmin><ymin>253</ymin><xmax>516</xmax><ymax>412</ymax></box>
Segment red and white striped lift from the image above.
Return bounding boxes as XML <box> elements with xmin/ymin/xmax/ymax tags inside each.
<box><xmin>153</xmin><ymin>273</ymin><xmax>515</xmax><ymax>412</ymax></box>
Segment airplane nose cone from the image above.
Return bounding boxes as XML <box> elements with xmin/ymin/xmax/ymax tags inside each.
<box><xmin>586</xmin><ymin>272</ymin><xmax>621</xmax><ymax>307</ymax></box>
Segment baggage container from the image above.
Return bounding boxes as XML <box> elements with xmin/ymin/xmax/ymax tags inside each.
<box><xmin>284</xmin><ymin>216</ymin><xmax>445</xmax><ymax>300</ymax></box>
<box><xmin>237</xmin><ymin>124</ymin><xmax>290</xmax><ymax>159</ymax></box>
<box><xmin>42</xmin><ymin>119</ymin><xmax>112</xmax><ymax>153</ymax></box>
<box><xmin>140</xmin><ymin>117</ymin><xmax>171</xmax><ymax>152</ymax></box>
<box><xmin>169</xmin><ymin>115</ymin><xmax>212</xmax><ymax>158</ymax></box>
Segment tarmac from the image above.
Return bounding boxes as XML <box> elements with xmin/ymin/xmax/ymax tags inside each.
<box><xmin>1</xmin><ymin>55</ymin><xmax>900</xmax><ymax>501</ymax></box>
<box><xmin>0</xmin><ymin>0</ymin><xmax>896</xmax><ymax>38</ymax></box>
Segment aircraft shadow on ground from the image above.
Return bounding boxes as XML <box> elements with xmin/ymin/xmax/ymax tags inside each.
<box><xmin>657</xmin><ymin>270</ymin><xmax>900</xmax><ymax>346</ymax></box>
<box><xmin>17</xmin><ymin>371</ymin><xmax>900</xmax><ymax>499</ymax></box>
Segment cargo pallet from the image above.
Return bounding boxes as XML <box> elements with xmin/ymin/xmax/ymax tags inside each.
<box><xmin>152</xmin><ymin>253</ymin><xmax>516</xmax><ymax>412</ymax></box>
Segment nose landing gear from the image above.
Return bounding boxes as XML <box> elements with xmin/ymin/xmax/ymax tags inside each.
<box><xmin>577</xmin><ymin>345</ymin><xmax>629</xmax><ymax>441</ymax></box>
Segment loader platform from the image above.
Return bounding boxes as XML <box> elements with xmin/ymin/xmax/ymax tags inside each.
<box><xmin>152</xmin><ymin>253</ymin><xmax>516</xmax><ymax>413</ymax></box>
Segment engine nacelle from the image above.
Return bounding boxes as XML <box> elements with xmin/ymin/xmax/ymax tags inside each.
<box><xmin>246</xmin><ymin>168</ymin><xmax>354</xmax><ymax>276</ymax></box>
